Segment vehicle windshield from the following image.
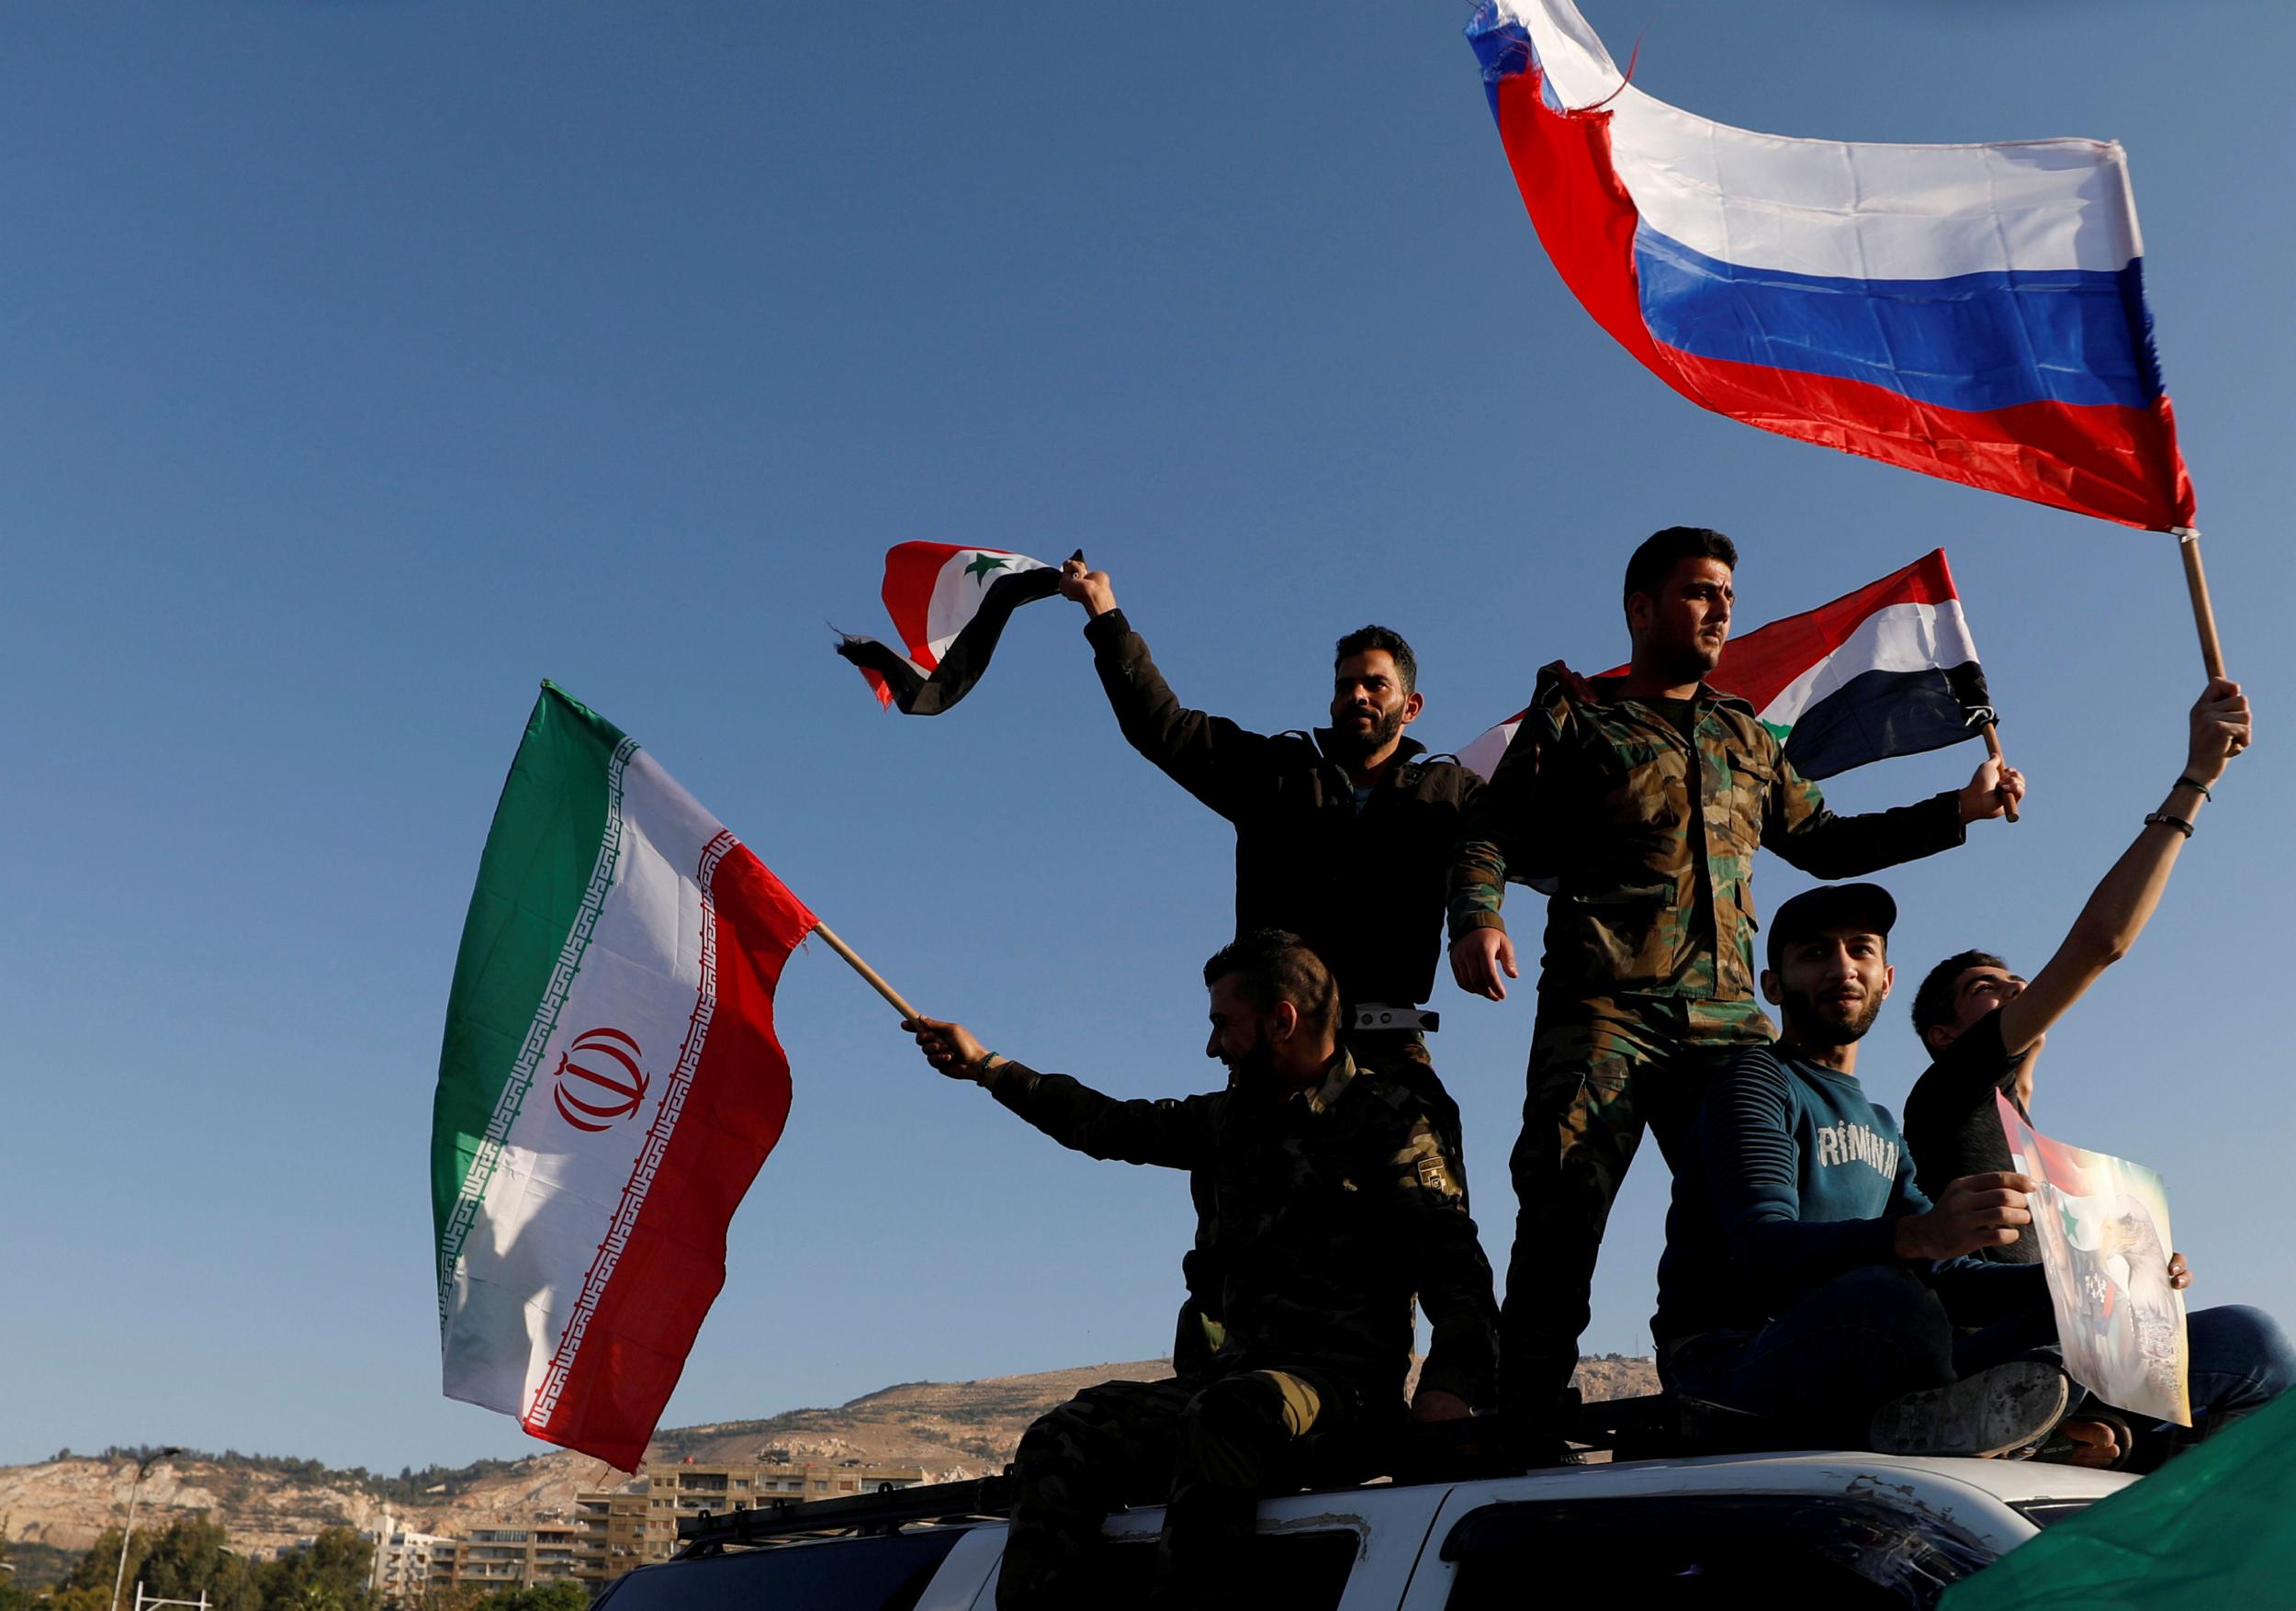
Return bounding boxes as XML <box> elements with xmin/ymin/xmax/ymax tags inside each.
<box><xmin>593</xmin><ymin>1530</ymin><xmax>968</xmax><ymax>1611</ymax></box>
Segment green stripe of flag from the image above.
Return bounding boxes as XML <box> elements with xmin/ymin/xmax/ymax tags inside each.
<box><xmin>1939</xmin><ymin>1391</ymin><xmax>2296</xmax><ymax>1609</ymax></box>
<box><xmin>431</xmin><ymin>684</ymin><xmax>629</xmax><ymax>1270</ymax></box>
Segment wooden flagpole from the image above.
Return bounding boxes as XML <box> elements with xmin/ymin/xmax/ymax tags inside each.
<box><xmin>1980</xmin><ymin>722</ymin><xmax>2019</xmax><ymax>823</ymax></box>
<box><xmin>811</xmin><ymin>921</ymin><xmax>922</xmax><ymax>1020</ymax></box>
<box><xmin>2173</xmin><ymin>527</ymin><xmax>2229</xmax><ymax>680</ymax></box>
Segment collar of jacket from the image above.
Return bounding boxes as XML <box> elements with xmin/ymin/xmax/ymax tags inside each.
<box><xmin>1571</xmin><ymin>670</ymin><xmax>1759</xmax><ymax>720</ymax></box>
<box><xmin>1296</xmin><ymin>1048</ymin><xmax>1359</xmax><ymax>1116</ymax></box>
<box><xmin>1306</xmin><ymin>730</ymin><xmax>1429</xmax><ymax>775</ymax></box>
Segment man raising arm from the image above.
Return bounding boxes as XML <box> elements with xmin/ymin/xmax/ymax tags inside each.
<box><xmin>1062</xmin><ymin>558</ymin><xmax>1482</xmax><ymax>1374</ymax></box>
<box><xmin>1903</xmin><ymin>676</ymin><xmax>2250</xmax><ymax>1223</ymax></box>
<box><xmin>1445</xmin><ymin>525</ymin><xmax>2021</xmax><ymax>1459</ymax></box>
<box><xmin>905</xmin><ymin>930</ymin><xmax>1495</xmax><ymax>1611</ymax></box>
<box><xmin>1654</xmin><ymin>883</ymin><xmax>2291</xmax><ymax>1461</ymax></box>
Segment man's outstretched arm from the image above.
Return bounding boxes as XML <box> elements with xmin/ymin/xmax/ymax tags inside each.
<box><xmin>1993</xmin><ymin>677</ymin><xmax>2249</xmax><ymax>1059</ymax></box>
<box><xmin>1061</xmin><ymin>558</ymin><xmax>1272</xmax><ymax>820</ymax></box>
<box><xmin>1762</xmin><ymin>746</ymin><xmax>2020</xmax><ymax>881</ymax></box>
<box><xmin>906</xmin><ymin>1014</ymin><xmax>1207</xmax><ymax>1170</ymax></box>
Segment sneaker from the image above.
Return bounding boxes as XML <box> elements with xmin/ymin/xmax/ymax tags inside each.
<box><xmin>1868</xmin><ymin>1363</ymin><xmax>2070</xmax><ymax>1459</ymax></box>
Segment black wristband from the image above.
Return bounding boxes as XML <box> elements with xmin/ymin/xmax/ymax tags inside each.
<box><xmin>2175</xmin><ymin>774</ymin><xmax>2214</xmax><ymax>799</ymax></box>
<box><xmin>2144</xmin><ymin>811</ymin><xmax>2195</xmax><ymax>839</ymax></box>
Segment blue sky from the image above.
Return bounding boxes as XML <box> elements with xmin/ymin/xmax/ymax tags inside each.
<box><xmin>6</xmin><ymin>0</ymin><xmax>2292</xmax><ymax>1474</ymax></box>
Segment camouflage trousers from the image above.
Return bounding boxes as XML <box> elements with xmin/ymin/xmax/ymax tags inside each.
<box><xmin>1171</xmin><ymin>1030</ymin><xmax>1460</xmax><ymax>1379</ymax></box>
<box><xmin>997</xmin><ymin>1368</ymin><xmax>1363</xmax><ymax>1611</ymax></box>
<box><xmin>1501</xmin><ymin>994</ymin><xmax>1773</xmax><ymax>1421</ymax></box>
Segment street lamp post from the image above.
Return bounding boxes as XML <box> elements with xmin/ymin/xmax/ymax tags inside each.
<box><xmin>109</xmin><ymin>1448</ymin><xmax>184</xmax><ymax>1611</ymax></box>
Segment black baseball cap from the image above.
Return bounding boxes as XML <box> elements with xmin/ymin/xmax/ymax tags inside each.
<box><xmin>1765</xmin><ymin>882</ymin><xmax>1898</xmax><ymax>974</ymax></box>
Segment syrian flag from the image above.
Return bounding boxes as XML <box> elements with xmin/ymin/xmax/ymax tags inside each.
<box><xmin>1458</xmin><ymin>550</ymin><xmax>1994</xmax><ymax>783</ymax></box>
<box><xmin>434</xmin><ymin>682</ymin><xmax>817</xmax><ymax>1469</ymax></box>
<box><xmin>835</xmin><ymin>543</ymin><xmax>1071</xmax><ymax>715</ymax></box>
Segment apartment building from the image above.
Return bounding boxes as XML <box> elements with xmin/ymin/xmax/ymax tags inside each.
<box><xmin>445</xmin><ymin>1523</ymin><xmax>582</xmax><ymax>1592</ymax></box>
<box><xmin>366</xmin><ymin>1523</ymin><xmax>459</xmax><ymax>1602</ymax></box>
<box><xmin>568</xmin><ymin>1459</ymin><xmax>929</xmax><ymax>1585</ymax></box>
<box><xmin>369</xmin><ymin>1458</ymin><xmax>929</xmax><ymax>1600</ymax></box>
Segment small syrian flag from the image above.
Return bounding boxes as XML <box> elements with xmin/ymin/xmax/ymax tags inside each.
<box><xmin>835</xmin><ymin>542</ymin><xmax>1072</xmax><ymax>715</ymax></box>
<box><xmin>434</xmin><ymin>683</ymin><xmax>817</xmax><ymax>1469</ymax></box>
<box><xmin>1458</xmin><ymin>550</ymin><xmax>1995</xmax><ymax>782</ymax></box>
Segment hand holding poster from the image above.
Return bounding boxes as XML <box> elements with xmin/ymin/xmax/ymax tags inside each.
<box><xmin>1997</xmin><ymin>1093</ymin><xmax>2191</xmax><ymax>1426</ymax></box>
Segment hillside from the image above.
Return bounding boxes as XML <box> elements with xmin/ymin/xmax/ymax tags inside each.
<box><xmin>1</xmin><ymin>1355</ymin><xmax>1659</xmax><ymax>1560</ymax></box>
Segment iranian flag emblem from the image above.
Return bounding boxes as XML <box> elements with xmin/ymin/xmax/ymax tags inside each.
<box><xmin>433</xmin><ymin>683</ymin><xmax>816</xmax><ymax>1469</ymax></box>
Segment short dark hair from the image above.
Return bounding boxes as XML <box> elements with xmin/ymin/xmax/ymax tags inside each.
<box><xmin>1910</xmin><ymin>949</ymin><xmax>2010</xmax><ymax>1047</ymax></box>
<box><xmin>1334</xmin><ymin>625</ymin><xmax>1417</xmax><ymax>695</ymax></box>
<box><xmin>1624</xmin><ymin>526</ymin><xmax>1739</xmax><ymax>606</ymax></box>
<box><xmin>1203</xmin><ymin>929</ymin><xmax>1340</xmax><ymax>1035</ymax></box>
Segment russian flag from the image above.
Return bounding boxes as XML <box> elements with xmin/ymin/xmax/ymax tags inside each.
<box><xmin>1458</xmin><ymin>549</ymin><xmax>1994</xmax><ymax>783</ymax></box>
<box><xmin>1466</xmin><ymin>0</ymin><xmax>2194</xmax><ymax>531</ymax></box>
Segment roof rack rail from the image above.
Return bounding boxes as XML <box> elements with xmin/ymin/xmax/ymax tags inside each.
<box><xmin>675</xmin><ymin>1475</ymin><xmax>1017</xmax><ymax>1550</ymax></box>
<box><xmin>672</xmin><ymin>1391</ymin><xmax>1700</xmax><ymax>1551</ymax></box>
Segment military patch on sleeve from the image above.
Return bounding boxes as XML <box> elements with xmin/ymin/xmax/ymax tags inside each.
<box><xmin>1416</xmin><ymin>1155</ymin><xmax>1451</xmax><ymax>1195</ymax></box>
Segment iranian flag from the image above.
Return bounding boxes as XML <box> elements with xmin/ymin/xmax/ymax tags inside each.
<box><xmin>433</xmin><ymin>683</ymin><xmax>817</xmax><ymax>1469</ymax></box>
<box><xmin>1458</xmin><ymin>549</ymin><xmax>1994</xmax><ymax>782</ymax></box>
<box><xmin>834</xmin><ymin>542</ymin><xmax>1071</xmax><ymax>715</ymax></box>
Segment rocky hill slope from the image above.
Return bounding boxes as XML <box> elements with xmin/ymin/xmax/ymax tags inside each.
<box><xmin>2</xmin><ymin>1355</ymin><xmax>1659</xmax><ymax>1560</ymax></box>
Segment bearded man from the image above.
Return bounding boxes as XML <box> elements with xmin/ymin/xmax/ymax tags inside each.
<box><xmin>906</xmin><ymin>931</ymin><xmax>1495</xmax><ymax>1610</ymax></box>
<box><xmin>1651</xmin><ymin>883</ymin><xmax>2291</xmax><ymax>1463</ymax></box>
<box><xmin>1446</xmin><ymin>525</ymin><xmax>2024</xmax><ymax>1460</ymax></box>
<box><xmin>1060</xmin><ymin>559</ymin><xmax>1481</xmax><ymax>1371</ymax></box>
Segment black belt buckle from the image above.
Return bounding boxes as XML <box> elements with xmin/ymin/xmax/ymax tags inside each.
<box><xmin>1352</xmin><ymin>1004</ymin><xmax>1437</xmax><ymax>1034</ymax></box>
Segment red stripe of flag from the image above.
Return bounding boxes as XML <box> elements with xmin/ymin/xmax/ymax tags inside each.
<box><xmin>1486</xmin><ymin>63</ymin><xmax>2193</xmax><ymax>530</ymax></box>
<box><xmin>1705</xmin><ymin>550</ymin><xmax>1960</xmax><ymax>712</ymax></box>
<box><xmin>521</xmin><ymin>843</ymin><xmax>816</xmax><ymax>1470</ymax></box>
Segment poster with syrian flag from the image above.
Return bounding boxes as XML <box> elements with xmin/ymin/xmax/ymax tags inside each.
<box><xmin>1458</xmin><ymin>549</ymin><xmax>1993</xmax><ymax>783</ymax></box>
<box><xmin>433</xmin><ymin>682</ymin><xmax>818</xmax><ymax>1469</ymax></box>
<box><xmin>1998</xmin><ymin>1094</ymin><xmax>2191</xmax><ymax>1427</ymax></box>
<box><xmin>836</xmin><ymin>542</ymin><xmax>1070</xmax><ymax>715</ymax></box>
<box><xmin>1465</xmin><ymin>0</ymin><xmax>2194</xmax><ymax>531</ymax></box>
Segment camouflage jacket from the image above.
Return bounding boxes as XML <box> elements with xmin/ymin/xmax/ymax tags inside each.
<box><xmin>1447</xmin><ymin>668</ymin><xmax>1965</xmax><ymax>1003</ymax></box>
<box><xmin>1084</xmin><ymin>609</ymin><xmax>1479</xmax><ymax>1009</ymax></box>
<box><xmin>983</xmin><ymin>1049</ymin><xmax>1498</xmax><ymax>1403</ymax></box>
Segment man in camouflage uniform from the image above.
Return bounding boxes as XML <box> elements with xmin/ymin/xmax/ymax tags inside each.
<box><xmin>1056</xmin><ymin>558</ymin><xmax>1480</xmax><ymax>1372</ymax></box>
<box><xmin>1446</xmin><ymin>525</ymin><xmax>2026</xmax><ymax>1459</ymax></box>
<box><xmin>906</xmin><ymin>930</ymin><xmax>1497</xmax><ymax>1611</ymax></box>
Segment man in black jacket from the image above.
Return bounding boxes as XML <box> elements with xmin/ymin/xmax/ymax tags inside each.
<box><xmin>1060</xmin><ymin>557</ymin><xmax>1480</xmax><ymax>1375</ymax></box>
<box><xmin>1059</xmin><ymin>558</ymin><xmax>1474</xmax><ymax>1130</ymax></box>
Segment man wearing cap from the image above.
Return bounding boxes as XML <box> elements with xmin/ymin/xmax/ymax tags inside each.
<box><xmin>1446</xmin><ymin>525</ymin><xmax>2024</xmax><ymax>1457</ymax></box>
<box><xmin>1652</xmin><ymin>878</ymin><xmax>2293</xmax><ymax>1458</ymax></box>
